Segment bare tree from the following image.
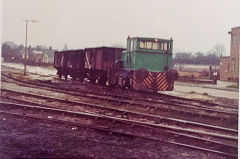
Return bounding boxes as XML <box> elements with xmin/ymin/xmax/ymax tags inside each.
<box><xmin>63</xmin><ymin>43</ymin><xmax>68</xmax><ymax>51</ymax></box>
<box><xmin>211</xmin><ymin>43</ymin><xmax>226</xmax><ymax>57</ymax></box>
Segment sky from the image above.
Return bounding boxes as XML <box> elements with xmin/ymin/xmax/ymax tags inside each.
<box><xmin>1</xmin><ymin>0</ymin><xmax>240</xmax><ymax>55</ymax></box>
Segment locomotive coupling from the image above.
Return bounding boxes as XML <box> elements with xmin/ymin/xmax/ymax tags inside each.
<box><xmin>135</xmin><ymin>68</ymin><xmax>149</xmax><ymax>81</ymax></box>
<box><xmin>166</xmin><ymin>69</ymin><xmax>179</xmax><ymax>81</ymax></box>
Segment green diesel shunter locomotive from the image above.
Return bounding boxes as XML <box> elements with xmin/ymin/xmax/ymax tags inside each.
<box><xmin>114</xmin><ymin>36</ymin><xmax>178</xmax><ymax>92</ymax></box>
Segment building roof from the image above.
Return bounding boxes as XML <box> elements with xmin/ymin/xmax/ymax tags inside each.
<box><xmin>45</xmin><ymin>50</ymin><xmax>56</xmax><ymax>59</ymax></box>
<box><xmin>232</xmin><ymin>26</ymin><xmax>240</xmax><ymax>30</ymax></box>
<box><xmin>221</xmin><ymin>56</ymin><xmax>230</xmax><ymax>59</ymax></box>
<box><xmin>32</xmin><ymin>50</ymin><xmax>44</xmax><ymax>54</ymax></box>
<box><xmin>84</xmin><ymin>46</ymin><xmax>125</xmax><ymax>50</ymax></box>
<box><xmin>130</xmin><ymin>37</ymin><xmax>172</xmax><ymax>42</ymax></box>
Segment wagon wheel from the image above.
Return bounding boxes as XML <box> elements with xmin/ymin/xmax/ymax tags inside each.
<box><xmin>64</xmin><ymin>75</ymin><xmax>68</xmax><ymax>80</ymax></box>
<box><xmin>58</xmin><ymin>73</ymin><xmax>62</xmax><ymax>79</ymax></box>
<box><xmin>90</xmin><ymin>76</ymin><xmax>96</xmax><ymax>83</ymax></box>
<box><xmin>99</xmin><ymin>77</ymin><xmax>107</xmax><ymax>86</ymax></box>
<box><xmin>79</xmin><ymin>75</ymin><xmax>84</xmax><ymax>83</ymax></box>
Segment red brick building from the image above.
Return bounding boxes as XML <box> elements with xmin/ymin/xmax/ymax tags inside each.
<box><xmin>220</xmin><ymin>26</ymin><xmax>240</xmax><ymax>81</ymax></box>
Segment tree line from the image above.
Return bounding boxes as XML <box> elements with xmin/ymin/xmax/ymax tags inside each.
<box><xmin>2</xmin><ymin>41</ymin><xmax>226</xmax><ymax>66</ymax></box>
<box><xmin>173</xmin><ymin>44</ymin><xmax>226</xmax><ymax>65</ymax></box>
<box><xmin>173</xmin><ymin>52</ymin><xmax>220</xmax><ymax>65</ymax></box>
<box><xmin>1</xmin><ymin>41</ymin><xmax>55</xmax><ymax>63</ymax></box>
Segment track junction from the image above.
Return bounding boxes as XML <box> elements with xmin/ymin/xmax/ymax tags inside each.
<box><xmin>0</xmin><ymin>65</ymin><xmax>238</xmax><ymax>158</ymax></box>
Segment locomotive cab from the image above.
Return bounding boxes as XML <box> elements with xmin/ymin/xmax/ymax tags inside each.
<box><xmin>121</xmin><ymin>36</ymin><xmax>178</xmax><ymax>92</ymax></box>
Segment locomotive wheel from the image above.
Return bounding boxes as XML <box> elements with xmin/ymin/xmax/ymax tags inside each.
<box><xmin>166</xmin><ymin>69</ymin><xmax>179</xmax><ymax>81</ymax></box>
<box><xmin>135</xmin><ymin>68</ymin><xmax>149</xmax><ymax>81</ymax></box>
<box><xmin>124</xmin><ymin>78</ymin><xmax>131</xmax><ymax>89</ymax></box>
<box><xmin>90</xmin><ymin>77</ymin><xmax>96</xmax><ymax>83</ymax></box>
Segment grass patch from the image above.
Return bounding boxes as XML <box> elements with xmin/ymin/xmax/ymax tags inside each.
<box><xmin>227</xmin><ymin>85</ymin><xmax>239</xmax><ymax>89</ymax></box>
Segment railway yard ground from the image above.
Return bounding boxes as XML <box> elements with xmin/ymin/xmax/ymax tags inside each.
<box><xmin>0</xmin><ymin>62</ymin><xmax>239</xmax><ymax>159</ymax></box>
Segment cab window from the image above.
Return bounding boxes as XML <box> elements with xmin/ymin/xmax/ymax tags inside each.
<box><xmin>152</xmin><ymin>42</ymin><xmax>158</xmax><ymax>50</ymax></box>
<box><xmin>138</xmin><ymin>40</ymin><xmax>171</xmax><ymax>52</ymax></box>
<box><xmin>130</xmin><ymin>39</ymin><xmax>135</xmax><ymax>51</ymax></box>
<box><xmin>163</xmin><ymin>43</ymin><xmax>167</xmax><ymax>51</ymax></box>
<box><xmin>139</xmin><ymin>41</ymin><xmax>145</xmax><ymax>48</ymax></box>
<box><xmin>146</xmin><ymin>41</ymin><xmax>152</xmax><ymax>49</ymax></box>
<box><xmin>139</xmin><ymin>41</ymin><xmax>153</xmax><ymax>49</ymax></box>
<box><xmin>159</xmin><ymin>42</ymin><xmax>163</xmax><ymax>50</ymax></box>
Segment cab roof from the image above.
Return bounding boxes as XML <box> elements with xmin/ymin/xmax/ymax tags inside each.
<box><xmin>129</xmin><ymin>37</ymin><xmax>173</xmax><ymax>42</ymax></box>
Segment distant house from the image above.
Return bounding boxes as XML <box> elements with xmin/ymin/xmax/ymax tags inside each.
<box><xmin>44</xmin><ymin>47</ymin><xmax>56</xmax><ymax>63</ymax></box>
<box><xmin>220</xmin><ymin>26</ymin><xmax>240</xmax><ymax>81</ymax></box>
<box><xmin>30</xmin><ymin>50</ymin><xmax>48</xmax><ymax>63</ymax></box>
<box><xmin>20</xmin><ymin>47</ymin><xmax>49</xmax><ymax>64</ymax></box>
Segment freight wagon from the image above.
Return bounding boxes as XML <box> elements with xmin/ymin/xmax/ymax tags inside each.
<box><xmin>54</xmin><ymin>49</ymin><xmax>85</xmax><ymax>80</ymax></box>
<box><xmin>84</xmin><ymin>47</ymin><xmax>125</xmax><ymax>85</ymax></box>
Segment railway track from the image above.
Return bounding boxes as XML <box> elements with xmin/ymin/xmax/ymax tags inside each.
<box><xmin>0</xmin><ymin>88</ymin><xmax>237</xmax><ymax>149</ymax></box>
<box><xmin>1</xmin><ymin>88</ymin><xmax>237</xmax><ymax>142</ymax></box>
<box><xmin>51</xmin><ymin>75</ymin><xmax>239</xmax><ymax>109</ymax></box>
<box><xmin>1</xmin><ymin>72</ymin><xmax>238</xmax><ymax>130</ymax></box>
<box><xmin>0</xmin><ymin>101</ymin><xmax>237</xmax><ymax>158</ymax></box>
<box><xmin>2</xmin><ymin>65</ymin><xmax>238</xmax><ymax>109</ymax></box>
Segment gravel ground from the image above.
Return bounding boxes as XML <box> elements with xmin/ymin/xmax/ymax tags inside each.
<box><xmin>0</xmin><ymin>63</ymin><xmax>237</xmax><ymax>158</ymax></box>
<box><xmin>0</xmin><ymin>114</ymin><xmax>228</xmax><ymax>159</ymax></box>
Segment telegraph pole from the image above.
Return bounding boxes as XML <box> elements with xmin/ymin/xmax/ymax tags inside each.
<box><xmin>23</xmin><ymin>19</ymin><xmax>38</xmax><ymax>75</ymax></box>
